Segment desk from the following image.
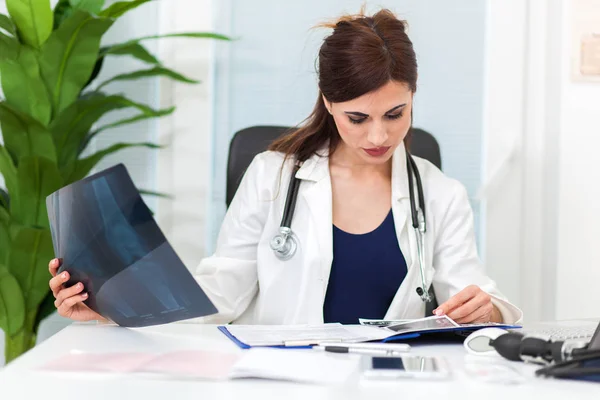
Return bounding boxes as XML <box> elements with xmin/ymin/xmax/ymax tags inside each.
<box><xmin>0</xmin><ymin>323</ymin><xmax>598</xmax><ymax>400</ymax></box>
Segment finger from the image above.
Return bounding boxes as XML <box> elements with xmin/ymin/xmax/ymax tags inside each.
<box><xmin>48</xmin><ymin>258</ymin><xmax>62</xmax><ymax>277</ymax></box>
<box><xmin>49</xmin><ymin>270</ymin><xmax>70</xmax><ymax>297</ymax></box>
<box><xmin>57</xmin><ymin>292</ymin><xmax>88</xmax><ymax>317</ymax></box>
<box><xmin>454</xmin><ymin>302</ymin><xmax>494</xmax><ymax>324</ymax></box>
<box><xmin>447</xmin><ymin>291</ymin><xmax>491</xmax><ymax>321</ymax></box>
<box><xmin>434</xmin><ymin>285</ymin><xmax>479</xmax><ymax>316</ymax></box>
<box><xmin>54</xmin><ymin>282</ymin><xmax>84</xmax><ymax>309</ymax></box>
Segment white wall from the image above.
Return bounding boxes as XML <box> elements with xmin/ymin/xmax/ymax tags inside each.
<box><xmin>555</xmin><ymin>0</ymin><xmax>600</xmax><ymax>319</ymax></box>
<box><xmin>483</xmin><ymin>0</ymin><xmax>600</xmax><ymax>323</ymax></box>
<box><xmin>155</xmin><ymin>0</ymin><xmax>215</xmax><ymax>269</ymax></box>
<box><xmin>481</xmin><ymin>0</ymin><xmax>527</xmax><ymax>316</ymax></box>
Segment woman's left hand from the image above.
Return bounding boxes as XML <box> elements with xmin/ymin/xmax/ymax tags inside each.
<box><xmin>433</xmin><ymin>285</ymin><xmax>502</xmax><ymax>323</ymax></box>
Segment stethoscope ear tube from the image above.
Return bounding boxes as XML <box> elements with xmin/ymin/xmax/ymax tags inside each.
<box><xmin>271</xmin><ymin>161</ymin><xmax>303</xmax><ymax>260</ymax></box>
<box><xmin>280</xmin><ymin>163</ymin><xmax>302</xmax><ymax>228</ymax></box>
<box><xmin>406</xmin><ymin>150</ymin><xmax>426</xmax><ymax>232</ymax></box>
<box><xmin>407</xmin><ymin>150</ymin><xmax>431</xmax><ymax>303</ymax></box>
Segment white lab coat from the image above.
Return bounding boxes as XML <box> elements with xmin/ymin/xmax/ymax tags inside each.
<box><xmin>194</xmin><ymin>143</ymin><xmax>523</xmax><ymax>325</ymax></box>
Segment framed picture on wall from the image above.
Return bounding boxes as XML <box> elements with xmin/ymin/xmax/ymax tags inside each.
<box><xmin>571</xmin><ymin>0</ymin><xmax>600</xmax><ymax>82</ymax></box>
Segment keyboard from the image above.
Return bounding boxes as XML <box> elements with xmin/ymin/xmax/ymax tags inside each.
<box><xmin>519</xmin><ymin>319</ymin><xmax>599</xmax><ymax>342</ymax></box>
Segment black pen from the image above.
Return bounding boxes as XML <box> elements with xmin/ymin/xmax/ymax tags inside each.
<box><xmin>315</xmin><ymin>345</ymin><xmax>403</xmax><ymax>356</ymax></box>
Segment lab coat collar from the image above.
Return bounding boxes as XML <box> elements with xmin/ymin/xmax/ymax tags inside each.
<box><xmin>391</xmin><ymin>142</ymin><xmax>410</xmax><ymax>201</ymax></box>
<box><xmin>295</xmin><ymin>146</ymin><xmax>330</xmax><ymax>182</ymax></box>
<box><xmin>296</xmin><ymin>140</ymin><xmax>411</xmax><ymax>201</ymax></box>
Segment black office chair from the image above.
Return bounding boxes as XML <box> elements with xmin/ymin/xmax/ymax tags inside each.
<box><xmin>226</xmin><ymin>125</ymin><xmax>442</xmax><ymax>207</ymax></box>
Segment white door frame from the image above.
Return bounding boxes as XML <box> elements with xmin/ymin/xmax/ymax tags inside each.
<box><xmin>482</xmin><ymin>0</ymin><xmax>563</xmax><ymax>323</ymax></box>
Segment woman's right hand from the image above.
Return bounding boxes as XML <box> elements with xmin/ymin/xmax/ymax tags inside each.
<box><xmin>48</xmin><ymin>258</ymin><xmax>106</xmax><ymax>322</ymax></box>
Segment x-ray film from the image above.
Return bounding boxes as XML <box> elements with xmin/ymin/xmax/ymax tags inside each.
<box><xmin>46</xmin><ymin>164</ymin><xmax>217</xmax><ymax>327</ymax></box>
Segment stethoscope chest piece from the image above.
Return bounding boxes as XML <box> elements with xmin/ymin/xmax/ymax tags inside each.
<box><xmin>270</xmin><ymin>227</ymin><xmax>299</xmax><ymax>261</ymax></box>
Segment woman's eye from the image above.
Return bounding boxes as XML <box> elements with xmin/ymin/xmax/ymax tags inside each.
<box><xmin>386</xmin><ymin>112</ymin><xmax>404</xmax><ymax>120</ymax></box>
<box><xmin>349</xmin><ymin>117</ymin><xmax>367</xmax><ymax>124</ymax></box>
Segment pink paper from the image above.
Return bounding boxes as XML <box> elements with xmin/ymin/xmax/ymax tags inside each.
<box><xmin>40</xmin><ymin>352</ymin><xmax>157</xmax><ymax>373</ymax></box>
<box><xmin>140</xmin><ymin>350</ymin><xmax>241</xmax><ymax>379</ymax></box>
<box><xmin>38</xmin><ymin>350</ymin><xmax>241</xmax><ymax>379</ymax></box>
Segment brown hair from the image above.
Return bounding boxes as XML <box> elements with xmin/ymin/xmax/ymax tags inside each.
<box><xmin>268</xmin><ymin>8</ymin><xmax>418</xmax><ymax>162</ymax></box>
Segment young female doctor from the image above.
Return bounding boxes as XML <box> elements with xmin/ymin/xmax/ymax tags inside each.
<box><xmin>48</xmin><ymin>9</ymin><xmax>522</xmax><ymax>325</ymax></box>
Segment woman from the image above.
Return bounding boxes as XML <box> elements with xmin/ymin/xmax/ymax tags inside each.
<box><xmin>48</xmin><ymin>9</ymin><xmax>522</xmax><ymax>325</ymax></box>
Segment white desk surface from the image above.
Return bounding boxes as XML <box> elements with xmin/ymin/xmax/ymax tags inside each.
<box><xmin>1</xmin><ymin>323</ymin><xmax>598</xmax><ymax>400</ymax></box>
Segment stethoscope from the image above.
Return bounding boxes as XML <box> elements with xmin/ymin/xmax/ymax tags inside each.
<box><xmin>269</xmin><ymin>148</ymin><xmax>433</xmax><ymax>303</ymax></box>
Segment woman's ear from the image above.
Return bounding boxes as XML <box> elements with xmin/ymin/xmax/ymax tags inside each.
<box><xmin>322</xmin><ymin>95</ymin><xmax>332</xmax><ymax>114</ymax></box>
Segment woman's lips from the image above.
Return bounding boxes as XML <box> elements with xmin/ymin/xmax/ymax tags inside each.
<box><xmin>363</xmin><ymin>146</ymin><xmax>391</xmax><ymax>157</ymax></box>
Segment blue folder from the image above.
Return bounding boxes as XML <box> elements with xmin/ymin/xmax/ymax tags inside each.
<box><xmin>218</xmin><ymin>324</ymin><xmax>522</xmax><ymax>349</ymax></box>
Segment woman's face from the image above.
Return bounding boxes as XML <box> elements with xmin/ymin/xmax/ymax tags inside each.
<box><xmin>325</xmin><ymin>80</ymin><xmax>413</xmax><ymax>165</ymax></box>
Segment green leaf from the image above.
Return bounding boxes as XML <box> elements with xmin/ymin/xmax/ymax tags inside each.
<box><xmin>67</xmin><ymin>142</ymin><xmax>161</xmax><ymax>183</ymax></box>
<box><xmin>99</xmin><ymin>0</ymin><xmax>151</xmax><ymax>18</ymax></box>
<box><xmin>0</xmin><ymin>46</ymin><xmax>52</xmax><ymax>125</ymax></box>
<box><xmin>0</xmin><ymin>145</ymin><xmax>18</xmax><ymax>198</ymax></box>
<box><xmin>99</xmin><ymin>42</ymin><xmax>159</xmax><ymax>65</ymax></box>
<box><xmin>97</xmin><ymin>66</ymin><xmax>199</xmax><ymax>90</ymax></box>
<box><xmin>12</xmin><ymin>156</ymin><xmax>63</xmax><ymax>228</ymax></box>
<box><xmin>0</xmin><ymin>206</ymin><xmax>9</xmax><ymax>264</ymax></box>
<box><xmin>131</xmin><ymin>32</ymin><xmax>232</xmax><ymax>42</ymax></box>
<box><xmin>6</xmin><ymin>0</ymin><xmax>53</xmax><ymax>48</ymax></box>
<box><xmin>139</xmin><ymin>189</ymin><xmax>173</xmax><ymax>199</ymax></box>
<box><xmin>80</xmin><ymin>105</ymin><xmax>174</xmax><ymax>154</ymax></box>
<box><xmin>83</xmin><ymin>55</ymin><xmax>104</xmax><ymax>89</ymax></box>
<box><xmin>0</xmin><ymin>188</ymin><xmax>9</xmax><ymax>210</ymax></box>
<box><xmin>104</xmin><ymin>32</ymin><xmax>232</xmax><ymax>56</ymax></box>
<box><xmin>53</xmin><ymin>0</ymin><xmax>73</xmax><ymax>29</ymax></box>
<box><xmin>0</xmin><ymin>102</ymin><xmax>57</xmax><ymax>163</ymax></box>
<box><xmin>0</xmin><ymin>14</ymin><xmax>17</xmax><ymax>36</ymax></box>
<box><xmin>70</xmin><ymin>0</ymin><xmax>105</xmax><ymax>14</ymax></box>
<box><xmin>0</xmin><ymin>264</ymin><xmax>26</xmax><ymax>337</ymax></box>
<box><xmin>0</xmin><ymin>32</ymin><xmax>19</xmax><ymax>62</ymax></box>
<box><xmin>51</xmin><ymin>92</ymin><xmax>128</xmax><ymax>168</ymax></box>
<box><xmin>51</xmin><ymin>93</ymin><xmax>169</xmax><ymax>166</ymax></box>
<box><xmin>39</xmin><ymin>10</ymin><xmax>113</xmax><ymax>114</ymax></box>
<box><xmin>33</xmin><ymin>290</ymin><xmax>56</xmax><ymax>332</ymax></box>
<box><xmin>7</xmin><ymin>227</ymin><xmax>54</xmax><ymax>313</ymax></box>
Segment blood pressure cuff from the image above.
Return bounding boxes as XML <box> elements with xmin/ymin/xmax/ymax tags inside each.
<box><xmin>565</xmin><ymin>359</ymin><xmax>600</xmax><ymax>383</ymax></box>
<box><xmin>552</xmin><ymin>359</ymin><xmax>600</xmax><ymax>383</ymax></box>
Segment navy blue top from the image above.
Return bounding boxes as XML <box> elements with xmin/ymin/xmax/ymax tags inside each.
<box><xmin>323</xmin><ymin>209</ymin><xmax>408</xmax><ymax>324</ymax></box>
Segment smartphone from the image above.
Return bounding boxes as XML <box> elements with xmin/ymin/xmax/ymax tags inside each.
<box><xmin>361</xmin><ymin>355</ymin><xmax>450</xmax><ymax>380</ymax></box>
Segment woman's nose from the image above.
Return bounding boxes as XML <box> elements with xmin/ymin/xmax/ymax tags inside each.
<box><xmin>367</xmin><ymin>125</ymin><xmax>389</xmax><ymax>146</ymax></box>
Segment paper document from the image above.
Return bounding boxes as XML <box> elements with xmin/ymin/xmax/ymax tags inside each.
<box><xmin>386</xmin><ymin>315</ymin><xmax>459</xmax><ymax>333</ymax></box>
<box><xmin>39</xmin><ymin>348</ymin><xmax>360</xmax><ymax>385</ymax></box>
<box><xmin>382</xmin><ymin>315</ymin><xmax>520</xmax><ymax>335</ymax></box>
<box><xmin>224</xmin><ymin>323</ymin><xmax>382</xmax><ymax>346</ymax></box>
<box><xmin>358</xmin><ymin>318</ymin><xmax>411</xmax><ymax>327</ymax></box>
<box><xmin>230</xmin><ymin>348</ymin><xmax>361</xmax><ymax>384</ymax></box>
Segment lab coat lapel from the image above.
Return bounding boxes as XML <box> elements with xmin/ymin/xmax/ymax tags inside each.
<box><xmin>390</xmin><ymin>143</ymin><xmax>412</xmax><ymax>269</ymax></box>
<box><xmin>296</xmin><ymin>152</ymin><xmax>333</xmax><ymax>295</ymax></box>
<box><xmin>386</xmin><ymin>143</ymin><xmax>425</xmax><ymax>319</ymax></box>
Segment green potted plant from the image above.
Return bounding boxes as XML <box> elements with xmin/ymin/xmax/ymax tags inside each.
<box><xmin>0</xmin><ymin>0</ymin><xmax>229</xmax><ymax>363</ymax></box>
